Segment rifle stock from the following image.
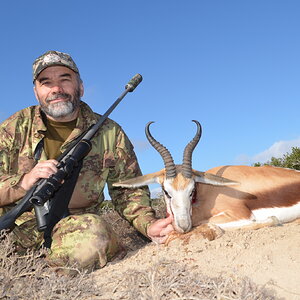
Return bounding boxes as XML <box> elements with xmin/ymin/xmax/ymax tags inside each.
<box><xmin>0</xmin><ymin>186</ymin><xmax>36</xmax><ymax>231</ymax></box>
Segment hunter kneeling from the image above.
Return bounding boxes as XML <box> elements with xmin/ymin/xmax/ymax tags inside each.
<box><xmin>0</xmin><ymin>50</ymin><xmax>174</xmax><ymax>271</ymax></box>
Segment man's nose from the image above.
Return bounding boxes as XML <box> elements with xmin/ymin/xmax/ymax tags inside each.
<box><xmin>50</xmin><ymin>83</ymin><xmax>64</xmax><ymax>93</ymax></box>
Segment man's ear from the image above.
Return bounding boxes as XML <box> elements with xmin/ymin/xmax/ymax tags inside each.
<box><xmin>79</xmin><ymin>82</ymin><xmax>84</xmax><ymax>97</ymax></box>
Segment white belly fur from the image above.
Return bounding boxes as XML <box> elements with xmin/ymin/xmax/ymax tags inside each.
<box><xmin>216</xmin><ymin>202</ymin><xmax>300</xmax><ymax>229</ymax></box>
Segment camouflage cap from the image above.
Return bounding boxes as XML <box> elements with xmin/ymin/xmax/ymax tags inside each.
<box><xmin>32</xmin><ymin>50</ymin><xmax>79</xmax><ymax>82</ymax></box>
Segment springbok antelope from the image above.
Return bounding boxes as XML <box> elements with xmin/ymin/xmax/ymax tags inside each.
<box><xmin>113</xmin><ymin>120</ymin><xmax>300</xmax><ymax>236</ymax></box>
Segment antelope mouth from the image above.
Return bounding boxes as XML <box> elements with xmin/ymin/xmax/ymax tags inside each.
<box><xmin>167</xmin><ymin>210</ymin><xmax>192</xmax><ymax>233</ymax></box>
<box><xmin>174</xmin><ymin>220</ymin><xmax>192</xmax><ymax>233</ymax></box>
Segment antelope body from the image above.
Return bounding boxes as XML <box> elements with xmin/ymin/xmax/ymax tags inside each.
<box><xmin>193</xmin><ymin>164</ymin><xmax>300</xmax><ymax>230</ymax></box>
<box><xmin>114</xmin><ymin>121</ymin><xmax>300</xmax><ymax>234</ymax></box>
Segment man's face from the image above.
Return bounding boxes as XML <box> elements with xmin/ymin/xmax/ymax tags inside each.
<box><xmin>34</xmin><ymin>66</ymin><xmax>84</xmax><ymax>121</ymax></box>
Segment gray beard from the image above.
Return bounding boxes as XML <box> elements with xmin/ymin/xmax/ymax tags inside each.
<box><xmin>42</xmin><ymin>100</ymin><xmax>76</xmax><ymax>119</ymax></box>
<box><xmin>40</xmin><ymin>90</ymin><xmax>81</xmax><ymax>119</ymax></box>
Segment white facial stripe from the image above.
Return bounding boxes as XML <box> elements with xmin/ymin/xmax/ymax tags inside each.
<box><xmin>164</xmin><ymin>179</ymin><xmax>194</xmax><ymax>232</ymax></box>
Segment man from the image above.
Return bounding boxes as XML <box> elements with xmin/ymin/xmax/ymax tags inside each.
<box><xmin>0</xmin><ymin>50</ymin><xmax>173</xmax><ymax>269</ymax></box>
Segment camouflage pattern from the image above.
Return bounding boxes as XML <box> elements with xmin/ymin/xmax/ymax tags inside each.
<box><xmin>11</xmin><ymin>211</ymin><xmax>44</xmax><ymax>253</ymax></box>
<box><xmin>32</xmin><ymin>50</ymin><xmax>79</xmax><ymax>82</ymax></box>
<box><xmin>0</xmin><ymin>101</ymin><xmax>156</xmax><ymax>245</ymax></box>
<box><xmin>46</xmin><ymin>214</ymin><xmax>126</xmax><ymax>271</ymax></box>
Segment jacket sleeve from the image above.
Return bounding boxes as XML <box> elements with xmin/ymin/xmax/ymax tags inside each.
<box><xmin>106</xmin><ymin>127</ymin><xmax>156</xmax><ymax>237</ymax></box>
<box><xmin>0</xmin><ymin>123</ymin><xmax>27</xmax><ymax>207</ymax></box>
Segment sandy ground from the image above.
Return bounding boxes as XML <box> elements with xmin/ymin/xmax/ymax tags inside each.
<box><xmin>94</xmin><ymin>213</ymin><xmax>300</xmax><ymax>300</ymax></box>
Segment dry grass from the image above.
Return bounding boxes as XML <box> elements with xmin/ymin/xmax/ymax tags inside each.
<box><xmin>94</xmin><ymin>260</ymin><xmax>278</xmax><ymax>300</ymax></box>
<box><xmin>0</xmin><ymin>231</ymin><xmax>96</xmax><ymax>300</ymax></box>
<box><xmin>0</xmin><ymin>201</ymin><xmax>281</xmax><ymax>300</ymax></box>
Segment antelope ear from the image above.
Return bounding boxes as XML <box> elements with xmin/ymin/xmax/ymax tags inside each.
<box><xmin>113</xmin><ymin>170</ymin><xmax>165</xmax><ymax>188</ymax></box>
<box><xmin>193</xmin><ymin>170</ymin><xmax>239</xmax><ymax>186</ymax></box>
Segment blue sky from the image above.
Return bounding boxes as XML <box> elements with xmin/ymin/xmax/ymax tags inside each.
<box><xmin>1</xmin><ymin>1</ymin><xmax>300</xmax><ymax>197</ymax></box>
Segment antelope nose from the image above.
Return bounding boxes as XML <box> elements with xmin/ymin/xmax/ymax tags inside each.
<box><xmin>176</xmin><ymin>219</ymin><xmax>192</xmax><ymax>233</ymax></box>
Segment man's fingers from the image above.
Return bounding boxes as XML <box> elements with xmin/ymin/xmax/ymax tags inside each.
<box><xmin>20</xmin><ymin>159</ymin><xmax>59</xmax><ymax>190</ymax></box>
<box><xmin>35</xmin><ymin>160</ymin><xmax>58</xmax><ymax>174</ymax></box>
<box><xmin>160</xmin><ymin>224</ymin><xmax>174</xmax><ymax>236</ymax></box>
<box><xmin>147</xmin><ymin>214</ymin><xmax>175</xmax><ymax>243</ymax></box>
<box><xmin>151</xmin><ymin>235</ymin><xmax>169</xmax><ymax>244</ymax></box>
<box><xmin>32</xmin><ymin>159</ymin><xmax>58</xmax><ymax>178</ymax></box>
<box><xmin>156</xmin><ymin>214</ymin><xmax>173</xmax><ymax>229</ymax></box>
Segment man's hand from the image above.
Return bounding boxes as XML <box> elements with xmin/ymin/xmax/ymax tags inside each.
<box><xmin>20</xmin><ymin>160</ymin><xmax>58</xmax><ymax>191</ymax></box>
<box><xmin>147</xmin><ymin>214</ymin><xmax>175</xmax><ymax>244</ymax></box>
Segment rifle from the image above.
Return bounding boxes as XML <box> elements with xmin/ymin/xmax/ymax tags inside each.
<box><xmin>0</xmin><ymin>74</ymin><xmax>143</xmax><ymax>236</ymax></box>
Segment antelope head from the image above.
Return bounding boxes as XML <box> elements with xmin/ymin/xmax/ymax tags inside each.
<box><xmin>113</xmin><ymin>120</ymin><xmax>238</xmax><ymax>233</ymax></box>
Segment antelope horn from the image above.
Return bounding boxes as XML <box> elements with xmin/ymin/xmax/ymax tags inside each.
<box><xmin>182</xmin><ymin>120</ymin><xmax>202</xmax><ymax>178</ymax></box>
<box><xmin>145</xmin><ymin>122</ymin><xmax>177</xmax><ymax>179</ymax></box>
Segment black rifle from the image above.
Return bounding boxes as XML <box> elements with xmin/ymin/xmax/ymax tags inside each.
<box><xmin>0</xmin><ymin>74</ymin><xmax>143</xmax><ymax>238</ymax></box>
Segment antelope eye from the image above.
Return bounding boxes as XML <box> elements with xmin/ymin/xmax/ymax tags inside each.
<box><xmin>163</xmin><ymin>188</ymin><xmax>171</xmax><ymax>199</ymax></box>
<box><xmin>190</xmin><ymin>189</ymin><xmax>195</xmax><ymax>198</ymax></box>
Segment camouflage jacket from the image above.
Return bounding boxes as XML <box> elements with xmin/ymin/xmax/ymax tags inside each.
<box><xmin>0</xmin><ymin>101</ymin><xmax>155</xmax><ymax>237</ymax></box>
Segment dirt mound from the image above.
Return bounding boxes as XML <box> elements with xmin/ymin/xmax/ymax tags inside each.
<box><xmin>1</xmin><ymin>210</ymin><xmax>299</xmax><ymax>299</ymax></box>
<box><xmin>95</xmin><ymin>213</ymin><xmax>300</xmax><ymax>300</ymax></box>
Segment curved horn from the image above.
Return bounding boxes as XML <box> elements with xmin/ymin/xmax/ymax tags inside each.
<box><xmin>145</xmin><ymin>122</ymin><xmax>177</xmax><ymax>179</ymax></box>
<box><xmin>182</xmin><ymin>120</ymin><xmax>202</xmax><ymax>178</ymax></box>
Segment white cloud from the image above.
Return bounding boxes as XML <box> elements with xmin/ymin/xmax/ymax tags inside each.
<box><xmin>235</xmin><ymin>138</ymin><xmax>300</xmax><ymax>165</ymax></box>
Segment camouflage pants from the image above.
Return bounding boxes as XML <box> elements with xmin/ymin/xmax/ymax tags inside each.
<box><xmin>11</xmin><ymin>213</ymin><xmax>125</xmax><ymax>271</ymax></box>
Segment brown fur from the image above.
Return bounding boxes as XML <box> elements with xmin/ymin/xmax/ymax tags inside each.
<box><xmin>192</xmin><ymin>165</ymin><xmax>300</xmax><ymax>226</ymax></box>
<box><xmin>171</xmin><ymin>173</ymin><xmax>192</xmax><ymax>190</ymax></box>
